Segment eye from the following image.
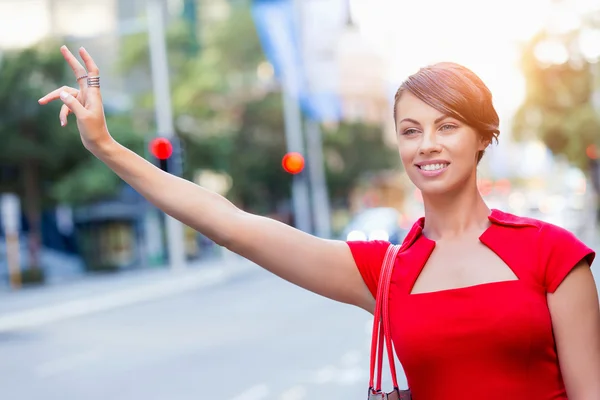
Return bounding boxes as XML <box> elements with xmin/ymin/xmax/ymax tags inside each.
<box><xmin>402</xmin><ymin>128</ymin><xmax>420</xmax><ymax>136</ymax></box>
<box><xmin>439</xmin><ymin>124</ymin><xmax>457</xmax><ymax>131</ymax></box>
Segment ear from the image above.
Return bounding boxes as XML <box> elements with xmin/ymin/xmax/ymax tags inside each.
<box><xmin>478</xmin><ymin>137</ymin><xmax>491</xmax><ymax>152</ymax></box>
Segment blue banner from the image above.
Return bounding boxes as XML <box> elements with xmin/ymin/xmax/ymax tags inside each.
<box><xmin>251</xmin><ymin>0</ymin><xmax>341</xmax><ymax>122</ymax></box>
<box><xmin>251</xmin><ymin>0</ymin><xmax>304</xmax><ymax>98</ymax></box>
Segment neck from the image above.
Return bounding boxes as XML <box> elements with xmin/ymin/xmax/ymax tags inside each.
<box><xmin>421</xmin><ymin>175</ymin><xmax>491</xmax><ymax>241</ymax></box>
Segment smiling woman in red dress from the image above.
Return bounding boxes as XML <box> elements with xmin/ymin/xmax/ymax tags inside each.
<box><xmin>348</xmin><ymin>63</ymin><xmax>600</xmax><ymax>399</ymax></box>
<box><xmin>40</xmin><ymin>46</ymin><xmax>600</xmax><ymax>400</ymax></box>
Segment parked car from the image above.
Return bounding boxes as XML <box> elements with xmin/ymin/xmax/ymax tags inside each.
<box><xmin>342</xmin><ymin>207</ymin><xmax>408</xmax><ymax>245</ymax></box>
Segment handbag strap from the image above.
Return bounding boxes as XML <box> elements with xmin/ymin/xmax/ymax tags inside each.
<box><xmin>368</xmin><ymin>244</ymin><xmax>402</xmax><ymax>393</ymax></box>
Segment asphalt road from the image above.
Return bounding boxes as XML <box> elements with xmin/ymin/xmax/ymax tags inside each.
<box><xmin>0</xmin><ymin>262</ymin><xmax>400</xmax><ymax>400</ymax></box>
<box><xmin>0</xmin><ymin>231</ymin><xmax>597</xmax><ymax>400</ymax></box>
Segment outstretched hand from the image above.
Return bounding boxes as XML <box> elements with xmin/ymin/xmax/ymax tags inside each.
<box><xmin>38</xmin><ymin>46</ymin><xmax>112</xmax><ymax>151</ymax></box>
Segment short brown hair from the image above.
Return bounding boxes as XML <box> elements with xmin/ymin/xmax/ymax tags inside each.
<box><xmin>393</xmin><ymin>62</ymin><xmax>500</xmax><ymax>162</ymax></box>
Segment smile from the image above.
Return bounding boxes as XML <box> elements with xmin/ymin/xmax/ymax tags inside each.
<box><xmin>418</xmin><ymin>163</ymin><xmax>449</xmax><ymax>171</ymax></box>
<box><xmin>416</xmin><ymin>162</ymin><xmax>450</xmax><ymax>177</ymax></box>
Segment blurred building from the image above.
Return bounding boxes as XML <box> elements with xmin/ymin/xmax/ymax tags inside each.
<box><xmin>0</xmin><ymin>0</ymin><xmax>239</xmax><ymax>108</ymax></box>
<box><xmin>0</xmin><ymin>0</ymin><xmax>150</xmax><ymax>110</ymax></box>
<box><xmin>336</xmin><ymin>17</ymin><xmax>395</xmax><ymax>144</ymax></box>
<box><xmin>334</xmin><ymin>9</ymin><xmax>406</xmax><ymax>218</ymax></box>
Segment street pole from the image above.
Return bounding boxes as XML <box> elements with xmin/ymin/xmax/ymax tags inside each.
<box><xmin>146</xmin><ymin>0</ymin><xmax>187</xmax><ymax>270</ymax></box>
<box><xmin>294</xmin><ymin>0</ymin><xmax>334</xmax><ymax>238</ymax></box>
<box><xmin>305</xmin><ymin>118</ymin><xmax>332</xmax><ymax>238</ymax></box>
<box><xmin>280</xmin><ymin>1</ymin><xmax>312</xmax><ymax>234</ymax></box>
<box><xmin>281</xmin><ymin>91</ymin><xmax>312</xmax><ymax>234</ymax></box>
<box><xmin>1</xmin><ymin>194</ymin><xmax>21</xmax><ymax>289</ymax></box>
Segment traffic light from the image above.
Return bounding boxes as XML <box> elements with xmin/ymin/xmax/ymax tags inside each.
<box><xmin>282</xmin><ymin>152</ymin><xmax>305</xmax><ymax>175</ymax></box>
<box><xmin>586</xmin><ymin>144</ymin><xmax>598</xmax><ymax>160</ymax></box>
<box><xmin>149</xmin><ymin>136</ymin><xmax>184</xmax><ymax>176</ymax></box>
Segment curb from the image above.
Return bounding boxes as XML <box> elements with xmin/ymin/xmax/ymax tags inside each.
<box><xmin>0</xmin><ymin>257</ymin><xmax>254</xmax><ymax>333</ymax></box>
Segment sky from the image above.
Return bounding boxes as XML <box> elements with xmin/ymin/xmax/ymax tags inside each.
<box><xmin>346</xmin><ymin>0</ymin><xmax>600</xmax><ymax>178</ymax></box>
<box><xmin>0</xmin><ymin>0</ymin><xmax>116</xmax><ymax>50</ymax></box>
<box><xmin>348</xmin><ymin>0</ymin><xmax>600</xmax><ymax>117</ymax></box>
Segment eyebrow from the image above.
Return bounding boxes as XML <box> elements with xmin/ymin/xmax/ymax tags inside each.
<box><xmin>399</xmin><ymin>115</ymin><xmax>450</xmax><ymax>125</ymax></box>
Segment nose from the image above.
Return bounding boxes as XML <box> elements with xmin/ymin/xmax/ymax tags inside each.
<box><xmin>418</xmin><ymin>130</ymin><xmax>442</xmax><ymax>155</ymax></box>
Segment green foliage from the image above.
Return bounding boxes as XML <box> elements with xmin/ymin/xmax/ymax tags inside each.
<box><xmin>323</xmin><ymin>123</ymin><xmax>400</xmax><ymax>200</ymax></box>
<box><xmin>50</xmin><ymin>114</ymin><xmax>145</xmax><ymax>204</ymax></box>
<box><xmin>0</xmin><ymin>41</ymin><xmax>127</xmax><ymax>269</ymax></box>
<box><xmin>225</xmin><ymin>93</ymin><xmax>291</xmax><ymax>213</ymax></box>
<box><xmin>117</xmin><ymin>1</ymin><xmax>398</xmax><ymax>213</ymax></box>
<box><xmin>0</xmin><ymin>43</ymin><xmax>75</xmax><ymax>172</ymax></box>
<box><xmin>0</xmin><ymin>40</ymin><xmax>145</xmax><ymax>206</ymax></box>
<box><xmin>118</xmin><ymin>20</ymin><xmax>198</xmax><ymax>77</ymax></box>
<box><xmin>513</xmin><ymin>29</ymin><xmax>600</xmax><ymax>171</ymax></box>
<box><xmin>0</xmin><ymin>42</ymin><xmax>83</xmax><ymax>207</ymax></box>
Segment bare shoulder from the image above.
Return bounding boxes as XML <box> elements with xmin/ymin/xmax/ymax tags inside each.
<box><xmin>548</xmin><ymin>259</ymin><xmax>600</xmax><ymax>397</ymax></box>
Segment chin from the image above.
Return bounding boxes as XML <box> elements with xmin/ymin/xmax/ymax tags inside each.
<box><xmin>416</xmin><ymin>182</ymin><xmax>455</xmax><ymax>196</ymax></box>
<box><xmin>411</xmin><ymin>175</ymin><xmax>464</xmax><ymax>197</ymax></box>
<box><xmin>409</xmin><ymin>167</ymin><xmax>475</xmax><ymax>197</ymax></box>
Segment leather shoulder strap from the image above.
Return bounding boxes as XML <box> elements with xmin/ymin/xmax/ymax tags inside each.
<box><xmin>369</xmin><ymin>244</ymin><xmax>402</xmax><ymax>392</ymax></box>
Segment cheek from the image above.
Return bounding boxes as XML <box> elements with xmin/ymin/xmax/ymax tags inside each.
<box><xmin>446</xmin><ymin>134</ymin><xmax>479</xmax><ymax>164</ymax></box>
<box><xmin>397</xmin><ymin>140</ymin><xmax>415</xmax><ymax>167</ymax></box>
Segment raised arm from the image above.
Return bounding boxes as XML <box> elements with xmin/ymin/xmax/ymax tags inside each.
<box><xmin>39</xmin><ymin>46</ymin><xmax>375</xmax><ymax>312</ymax></box>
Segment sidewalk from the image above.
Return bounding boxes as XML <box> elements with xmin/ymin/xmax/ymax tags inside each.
<box><xmin>0</xmin><ymin>252</ymin><xmax>255</xmax><ymax>333</ymax></box>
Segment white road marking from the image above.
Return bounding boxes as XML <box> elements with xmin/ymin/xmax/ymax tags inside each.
<box><xmin>313</xmin><ymin>365</ymin><xmax>337</xmax><ymax>384</ymax></box>
<box><xmin>279</xmin><ymin>385</ymin><xmax>307</xmax><ymax>400</ymax></box>
<box><xmin>0</xmin><ymin>268</ymin><xmax>230</xmax><ymax>332</ymax></box>
<box><xmin>337</xmin><ymin>366</ymin><xmax>366</xmax><ymax>385</ymax></box>
<box><xmin>230</xmin><ymin>384</ymin><xmax>270</xmax><ymax>400</ymax></box>
<box><xmin>35</xmin><ymin>350</ymin><xmax>101</xmax><ymax>378</ymax></box>
<box><xmin>340</xmin><ymin>350</ymin><xmax>361</xmax><ymax>366</ymax></box>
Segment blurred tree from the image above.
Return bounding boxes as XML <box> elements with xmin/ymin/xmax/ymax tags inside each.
<box><xmin>117</xmin><ymin>1</ymin><xmax>398</xmax><ymax>214</ymax></box>
<box><xmin>513</xmin><ymin>26</ymin><xmax>600</xmax><ymax>172</ymax></box>
<box><xmin>117</xmin><ymin>3</ymin><xmax>277</xmax><ymax>211</ymax></box>
<box><xmin>50</xmin><ymin>114</ymin><xmax>145</xmax><ymax>204</ymax></box>
<box><xmin>0</xmin><ymin>43</ymin><xmax>76</xmax><ymax>273</ymax></box>
<box><xmin>0</xmin><ymin>42</ymin><xmax>143</xmax><ymax>274</ymax></box>
<box><xmin>323</xmin><ymin>122</ymin><xmax>400</xmax><ymax>202</ymax></box>
<box><xmin>221</xmin><ymin>92</ymin><xmax>290</xmax><ymax>214</ymax></box>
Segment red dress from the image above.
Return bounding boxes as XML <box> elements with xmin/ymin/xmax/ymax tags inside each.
<box><xmin>347</xmin><ymin>209</ymin><xmax>595</xmax><ymax>400</ymax></box>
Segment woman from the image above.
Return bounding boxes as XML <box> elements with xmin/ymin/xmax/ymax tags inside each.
<box><xmin>39</xmin><ymin>47</ymin><xmax>600</xmax><ymax>399</ymax></box>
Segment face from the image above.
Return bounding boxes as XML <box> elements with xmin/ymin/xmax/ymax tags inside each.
<box><xmin>395</xmin><ymin>91</ymin><xmax>488</xmax><ymax>196</ymax></box>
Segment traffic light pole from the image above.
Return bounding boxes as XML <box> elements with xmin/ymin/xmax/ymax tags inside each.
<box><xmin>305</xmin><ymin>118</ymin><xmax>332</xmax><ymax>238</ymax></box>
<box><xmin>281</xmin><ymin>0</ymin><xmax>312</xmax><ymax>234</ymax></box>
<box><xmin>293</xmin><ymin>0</ymin><xmax>332</xmax><ymax>238</ymax></box>
<box><xmin>281</xmin><ymin>89</ymin><xmax>312</xmax><ymax>234</ymax></box>
<box><xmin>147</xmin><ymin>0</ymin><xmax>187</xmax><ymax>270</ymax></box>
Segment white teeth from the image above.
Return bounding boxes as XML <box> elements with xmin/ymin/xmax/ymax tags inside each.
<box><xmin>420</xmin><ymin>163</ymin><xmax>448</xmax><ymax>171</ymax></box>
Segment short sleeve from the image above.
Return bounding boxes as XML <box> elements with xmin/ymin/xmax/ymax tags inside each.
<box><xmin>346</xmin><ymin>240</ymin><xmax>391</xmax><ymax>298</ymax></box>
<box><xmin>540</xmin><ymin>224</ymin><xmax>596</xmax><ymax>293</ymax></box>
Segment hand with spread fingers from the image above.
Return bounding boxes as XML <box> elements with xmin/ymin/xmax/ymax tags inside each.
<box><xmin>38</xmin><ymin>46</ymin><xmax>111</xmax><ymax>152</ymax></box>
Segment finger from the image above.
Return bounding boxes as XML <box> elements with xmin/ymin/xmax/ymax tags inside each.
<box><xmin>59</xmin><ymin>91</ymin><xmax>87</xmax><ymax>118</ymax></box>
<box><xmin>38</xmin><ymin>86</ymin><xmax>79</xmax><ymax>105</ymax></box>
<box><xmin>79</xmin><ymin>47</ymin><xmax>99</xmax><ymax>77</ymax></box>
<box><xmin>78</xmin><ymin>47</ymin><xmax>102</xmax><ymax>105</ymax></box>
<box><xmin>60</xmin><ymin>45</ymin><xmax>88</xmax><ymax>94</ymax></box>
<box><xmin>59</xmin><ymin>104</ymin><xmax>72</xmax><ymax>127</ymax></box>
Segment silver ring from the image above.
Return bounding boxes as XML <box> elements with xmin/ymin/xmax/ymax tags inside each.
<box><xmin>87</xmin><ymin>76</ymin><xmax>100</xmax><ymax>88</ymax></box>
<box><xmin>76</xmin><ymin>75</ymin><xmax>88</xmax><ymax>82</ymax></box>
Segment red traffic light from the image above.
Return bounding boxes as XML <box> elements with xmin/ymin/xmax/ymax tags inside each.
<box><xmin>149</xmin><ymin>137</ymin><xmax>173</xmax><ymax>160</ymax></box>
<box><xmin>282</xmin><ymin>152</ymin><xmax>305</xmax><ymax>174</ymax></box>
<box><xmin>587</xmin><ymin>144</ymin><xmax>598</xmax><ymax>160</ymax></box>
